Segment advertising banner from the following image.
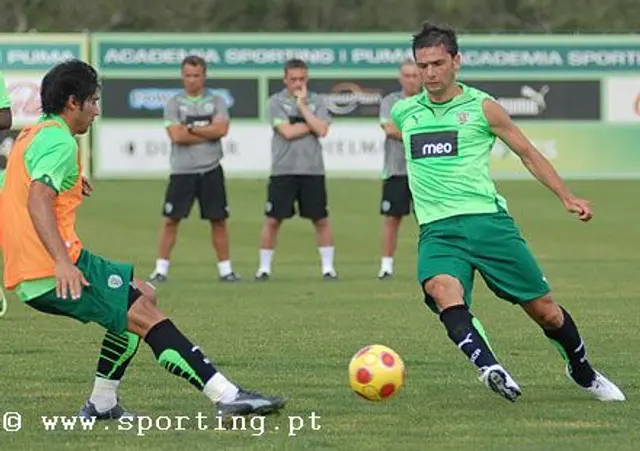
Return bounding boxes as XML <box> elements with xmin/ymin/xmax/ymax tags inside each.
<box><xmin>92</xmin><ymin>122</ymin><xmax>386</xmax><ymax>178</ymax></box>
<box><xmin>100</xmin><ymin>78</ymin><xmax>260</xmax><ymax>119</ymax></box>
<box><xmin>92</xmin><ymin>121</ymin><xmax>640</xmax><ymax>180</ymax></box>
<box><xmin>490</xmin><ymin>123</ymin><xmax>640</xmax><ymax>178</ymax></box>
<box><xmin>92</xmin><ymin>33</ymin><xmax>640</xmax><ymax>73</ymax></box>
<box><xmin>268</xmin><ymin>78</ymin><xmax>399</xmax><ymax>118</ymax></box>
<box><xmin>603</xmin><ymin>77</ymin><xmax>640</xmax><ymax>123</ymax></box>
<box><xmin>0</xmin><ymin>34</ymin><xmax>90</xmax><ymax>175</ymax></box>
<box><xmin>461</xmin><ymin>80</ymin><xmax>601</xmax><ymax>120</ymax></box>
<box><xmin>89</xmin><ymin>33</ymin><xmax>640</xmax><ymax>180</ymax></box>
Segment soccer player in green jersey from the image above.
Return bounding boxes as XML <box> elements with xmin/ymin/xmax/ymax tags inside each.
<box><xmin>2</xmin><ymin>59</ymin><xmax>285</xmax><ymax>420</ymax></box>
<box><xmin>391</xmin><ymin>22</ymin><xmax>625</xmax><ymax>402</ymax></box>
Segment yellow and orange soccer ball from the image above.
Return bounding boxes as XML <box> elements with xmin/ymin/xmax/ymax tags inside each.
<box><xmin>348</xmin><ymin>344</ymin><xmax>406</xmax><ymax>402</ymax></box>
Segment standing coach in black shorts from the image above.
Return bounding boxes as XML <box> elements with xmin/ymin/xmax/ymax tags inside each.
<box><xmin>377</xmin><ymin>59</ymin><xmax>421</xmax><ymax>280</ymax></box>
<box><xmin>254</xmin><ymin>58</ymin><xmax>338</xmax><ymax>281</ymax></box>
<box><xmin>148</xmin><ymin>55</ymin><xmax>239</xmax><ymax>283</ymax></box>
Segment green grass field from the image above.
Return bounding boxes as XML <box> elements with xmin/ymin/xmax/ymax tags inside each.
<box><xmin>1</xmin><ymin>179</ymin><xmax>639</xmax><ymax>451</ymax></box>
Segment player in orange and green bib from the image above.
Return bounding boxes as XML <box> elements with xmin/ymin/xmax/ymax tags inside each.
<box><xmin>391</xmin><ymin>21</ymin><xmax>625</xmax><ymax>403</ymax></box>
<box><xmin>2</xmin><ymin>59</ymin><xmax>285</xmax><ymax>421</ymax></box>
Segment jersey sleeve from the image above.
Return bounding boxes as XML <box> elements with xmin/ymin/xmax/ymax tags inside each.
<box><xmin>163</xmin><ymin>96</ymin><xmax>180</xmax><ymax>126</ymax></box>
<box><xmin>379</xmin><ymin>95</ymin><xmax>394</xmax><ymax>124</ymax></box>
<box><xmin>25</xmin><ymin>130</ymin><xmax>78</xmax><ymax>194</ymax></box>
<box><xmin>212</xmin><ymin>95</ymin><xmax>230</xmax><ymax>121</ymax></box>
<box><xmin>0</xmin><ymin>72</ymin><xmax>11</xmax><ymax>109</ymax></box>
<box><xmin>267</xmin><ymin>96</ymin><xmax>287</xmax><ymax>128</ymax></box>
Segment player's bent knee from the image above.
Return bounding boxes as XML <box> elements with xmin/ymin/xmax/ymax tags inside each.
<box><xmin>127</xmin><ymin>295</ymin><xmax>166</xmax><ymax>337</ymax></box>
<box><xmin>129</xmin><ymin>278</ymin><xmax>158</xmax><ymax>307</ymax></box>
<box><xmin>424</xmin><ymin>275</ymin><xmax>464</xmax><ymax>309</ymax></box>
<box><xmin>522</xmin><ymin>294</ymin><xmax>562</xmax><ymax>328</ymax></box>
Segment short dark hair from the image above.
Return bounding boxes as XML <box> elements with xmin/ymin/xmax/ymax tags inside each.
<box><xmin>181</xmin><ymin>55</ymin><xmax>207</xmax><ymax>73</ymax></box>
<box><xmin>40</xmin><ymin>59</ymin><xmax>99</xmax><ymax>116</ymax></box>
<box><xmin>412</xmin><ymin>21</ymin><xmax>459</xmax><ymax>58</ymax></box>
<box><xmin>284</xmin><ymin>58</ymin><xmax>308</xmax><ymax>74</ymax></box>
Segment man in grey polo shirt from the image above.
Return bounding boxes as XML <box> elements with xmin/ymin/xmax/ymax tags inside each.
<box><xmin>149</xmin><ymin>55</ymin><xmax>239</xmax><ymax>283</ymax></box>
<box><xmin>255</xmin><ymin>58</ymin><xmax>337</xmax><ymax>281</ymax></box>
<box><xmin>377</xmin><ymin>59</ymin><xmax>421</xmax><ymax>280</ymax></box>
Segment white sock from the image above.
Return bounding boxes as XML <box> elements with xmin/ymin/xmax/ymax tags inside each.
<box><xmin>155</xmin><ymin>258</ymin><xmax>170</xmax><ymax>276</ymax></box>
<box><xmin>217</xmin><ymin>260</ymin><xmax>232</xmax><ymax>277</ymax></box>
<box><xmin>319</xmin><ymin>246</ymin><xmax>335</xmax><ymax>274</ymax></box>
<box><xmin>258</xmin><ymin>249</ymin><xmax>273</xmax><ymax>274</ymax></box>
<box><xmin>203</xmin><ymin>372</ymin><xmax>239</xmax><ymax>404</ymax></box>
<box><xmin>89</xmin><ymin>377</ymin><xmax>119</xmax><ymax>413</ymax></box>
<box><xmin>381</xmin><ymin>257</ymin><xmax>394</xmax><ymax>274</ymax></box>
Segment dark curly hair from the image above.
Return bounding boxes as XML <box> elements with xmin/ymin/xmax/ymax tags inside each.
<box><xmin>412</xmin><ymin>21</ymin><xmax>459</xmax><ymax>58</ymax></box>
<box><xmin>40</xmin><ymin>59</ymin><xmax>100</xmax><ymax>116</ymax></box>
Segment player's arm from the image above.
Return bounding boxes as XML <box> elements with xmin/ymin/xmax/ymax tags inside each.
<box><xmin>483</xmin><ymin>99</ymin><xmax>592</xmax><ymax>221</ymax></box>
<box><xmin>297</xmin><ymin>91</ymin><xmax>329</xmax><ymax>138</ymax></box>
<box><xmin>380</xmin><ymin>96</ymin><xmax>402</xmax><ymax>140</ymax></box>
<box><xmin>381</xmin><ymin>122</ymin><xmax>402</xmax><ymax>140</ymax></box>
<box><xmin>26</xmin><ymin>140</ymin><xmax>89</xmax><ymax>298</ymax></box>
<box><xmin>0</xmin><ymin>72</ymin><xmax>12</xmax><ymax>130</ymax></box>
<box><xmin>268</xmin><ymin>97</ymin><xmax>311</xmax><ymax>140</ymax></box>
<box><xmin>28</xmin><ymin>182</ymin><xmax>74</xmax><ymax>265</ymax></box>
<box><xmin>163</xmin><ymin>96</ymin><xmax>207</xmax><ymax>145</ymax></box>
<box><xmin>191</xmin><ymin>97</ymin><xmax>229</xmax><ymax>140</ymax></box>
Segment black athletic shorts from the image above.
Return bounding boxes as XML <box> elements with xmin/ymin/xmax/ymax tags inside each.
<box><xmin>265</xmin><ymin>175</ymin><xmax>328</xmax><ymax>221</ymax></box>
<box><xmin>380</xmin><ymin>175</ymin><xmax>412</xmax><ymax>217</ymax></box>
<box><xmin>162</xmin><ymin>166</ymin><xmax>229</xmax><ymax>221</ymax></box>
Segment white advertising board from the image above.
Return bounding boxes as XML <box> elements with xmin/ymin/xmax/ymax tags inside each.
<box><xmin>93</xmin><ymin>122</ymin><xmax>386</xmax><ymax>179</ymax></box>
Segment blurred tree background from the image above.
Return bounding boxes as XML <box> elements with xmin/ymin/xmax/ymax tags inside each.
<box><xmin>1</xmin><ymin>0</ymin><xmax>639</xmax><ymax>33</ymax></box>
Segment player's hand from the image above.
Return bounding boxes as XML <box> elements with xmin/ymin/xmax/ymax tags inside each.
<box><xmin>294</xmin><ymin>86</ymin><xmax>308</xmax><ymax>106</ymax></box>
<box><xmin>562</xmin><ymin>196</ymin><xmax>593</xmax><ymax>222</ymax></box>
<box><xmin>81</xmin><ymin>176</ymin><xmax>93</xmax><ymax>197</ymax></box>
<box><xmin>55</xmin><ymin>259</ymin><xmax>90</xmax><ymax>300</ymax></box>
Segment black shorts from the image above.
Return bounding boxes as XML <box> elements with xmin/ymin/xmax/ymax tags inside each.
<box><xmin>265</xmin><ymin>175</ymin><xmax>328</xmax><ymax>221</ymax></box>
<box><xmin>162</xmin><ymin>166</ymin><xmax>229</xmax><ymax>221</ymax></box>
<box><xmin>380</xmin><ymin>175</ymin><xmax>412</xmax><ymax>217</ymax></box>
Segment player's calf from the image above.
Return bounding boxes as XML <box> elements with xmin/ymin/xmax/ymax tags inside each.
<box><xmin>522</xmin><ymin>296</ymin><xmax>595</xmax><ymax>386</ymax></box>
<box><xmin>126</xmin><ymin>283</ymin><xmax>286</xmax><ymax>416</ymax></box>
<box><xmin>426</xmin><ymin>275</ymin><xmax>519</xmax><ymax>400</ymax></box>
<box><xmin>522</xmin><ymin>295</ymin><xmax>625</xmax><ymax>400</ymax></box>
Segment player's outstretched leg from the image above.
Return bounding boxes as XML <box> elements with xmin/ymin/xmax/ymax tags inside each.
<box><xmin>522</xmin><ymin>295</ymin><xmax>625</xmax><ymax>402</ymax></box>
<box><xmin>79</xmin><ymin>331</ymin><xmax>140</xmax><ymax>419</ymax></box>
<box><xmin>128</xmin><ymin>279</ymin><xmax>286</xmax><ymax>417</ymax></box>
<box><xmin>425</xmin><ymin>275</ymin><xmax>521</xmax><ymax>402</ymax></box>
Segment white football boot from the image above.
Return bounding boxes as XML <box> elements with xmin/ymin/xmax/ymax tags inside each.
<box><xmin>479</xmin><ymin>364</ymin><xmax>522</xmax><ymax>402</ymax></box>
<box><xmin>565</xmin><ymin>367</ymin><xmax>626</xmax><ymax>402</ymax></box>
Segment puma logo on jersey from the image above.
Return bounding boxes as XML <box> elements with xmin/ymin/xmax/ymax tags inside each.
<box><xmin>410</xmin><ymin>131</ymin><xmax>458</xmax><ymax>159</ymax></box>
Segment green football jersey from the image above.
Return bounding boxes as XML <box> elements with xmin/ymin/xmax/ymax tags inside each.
<box><xmin>391</xmin><ymin>82</ymin><xmax>508</xmax><ymax>225</ymax></box>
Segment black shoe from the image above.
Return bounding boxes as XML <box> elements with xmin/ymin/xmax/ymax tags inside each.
<box><xmin>220</xmin><ymin>272</ymin><xmax>240</xmax><ymax>282</ymax></box>
<box><xmin>216</xmin><ymin>388</ymin><xmax>286</xmax><ymax>418</ymax></box>
<box><xmin>254</xmin><ymin>271</ymin><xmax>270</xmax><ymax>281</ymax></box>
<box><xmin>378</xmin><ymin>271</ymin><xmax>393</xmax><ymax>280</ymax></box>
<box><xmin>77</xmin><ymin>399</ymin><xmax>136</xmax><ymax>420</ymax></box>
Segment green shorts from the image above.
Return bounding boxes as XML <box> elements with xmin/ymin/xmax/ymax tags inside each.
<box><xmin>417</xmin><ymin>209</ymin><xmax>550</xmax><ymax>314</ymax></box>
<box><xmin>26</xmin><ymin>249</ymin><xmax>134</xmax><ymax>334</ymax></box>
